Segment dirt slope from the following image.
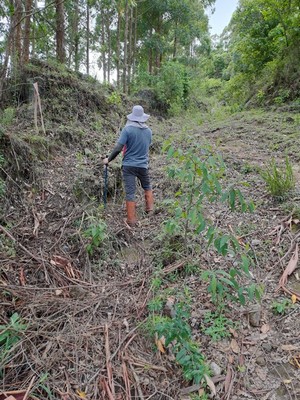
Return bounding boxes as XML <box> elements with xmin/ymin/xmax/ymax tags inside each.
<box><xmin>1</xmin><ymin>78</ymin><xmax>300</xmax><ymax>400</ymax></box>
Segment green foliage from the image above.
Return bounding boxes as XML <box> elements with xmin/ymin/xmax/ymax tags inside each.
<box><xmin>260</xmin><ymin>156</ymin><xmax>295</xmax><ymax>198</ymax></box>
<box><xmin>271</xmin><ymin>298</ymin><xmax>294</xmax><ymax>315</ymax></box>
<box><xmin>163</xmin><ymin>141</ymin><xmax>254</xmax><ymax>251</ymax></box>
<box><xmin>147</xmin><ymin>297</ymin><xmax>210</xmax><ymax>385</ymax></box>
<box><xmin>107</xmin><ymin>91</ymin><xmax>122</xmax><ymax>106</ymax></box>
<box><xmin>0</xmin><ymin>313</ymin><xmax>27</xmax><ymax>376</ymax></box>
<box><xmin>82</xmin><ymin>220</ymin><xmax>108</xmax><ymax>255</ymax></box>
<box><xmin>154</xmin><ymin>61</ymin><xmax>190</xmax><ymax>113</ymax></box>
<box><xmin>35</xmin><ymin>373</ymin><xmax>55</xmax><ymax>399</ymax></box>
<box><xmin>148</xmin><ymin>287</ymin><xmax>173</xmax><ymax>312</ymax></box>
<box><xmin>274</xmin><ymin>89</ymin><xmax>291</xmax><ymax>105</ymax></box>
<box><xmin>202</xmin><ymin>268</ymin><xmax>263</xmax><ymax>309</ymax></box>
<box><xmin>0</xmin><ymin>231</ymin><xmax>16</xmax><ymax>256</ymax></box>
<box><xmin>201</xmin><ymin>311</ymin><xmax>236</xmax><ymax>341</ymax></box>
<box><xmin>162</xmin><ymin>141</ymin><xmax>262</xmax><ymax>308</ymax></box>
<box><xmin>190</xmin><ymin>394</ymin><xmax>209</xmax><ymax>400</ymax></box>
<box><xmin>0</xmin><ymin>107</ymin><xmax>16</xmax><ymax>126</ymax></box>
<box><xmin>223</xmin><ymin>0</ymin><xmax>300</xmax><ymax>105</ymax></box>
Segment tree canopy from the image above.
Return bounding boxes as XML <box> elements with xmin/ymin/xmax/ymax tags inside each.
<box><xmin>1</xmin><ymin>0</ymin><xmax>299</xmax><ymax>109</ymax></box>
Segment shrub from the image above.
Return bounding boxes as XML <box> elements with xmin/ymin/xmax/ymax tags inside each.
<box><xmin>260</xmin><ymin>156</ymin><xmax>295</xmax><ymax>198</ymax></box>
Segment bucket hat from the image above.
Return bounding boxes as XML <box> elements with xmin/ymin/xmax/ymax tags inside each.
<box><xmin>127</xmin><ymin>105</ymin><xmax>150</xmax><ymax>122</ymax></box>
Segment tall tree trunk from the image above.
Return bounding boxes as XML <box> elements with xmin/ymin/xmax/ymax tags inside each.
<box><xmin>31</xmin><ymin>0</ymin><xmax>37</xmax><ymax>57</ymax></box>
<box><xmin>116</xmin><ymin>9</ymin><xmax>121</xmax><ymax>89</ymax></box>
<box><xmin>55</xmin><ymin>0</ymin><xmax>65</xmax><ymax>63</ymax></box>
<box><xmin>101</xmin><ymin>7</ymin><xmax>106</xmax><ymax>81</ymax></box>
<box><xmin>22</xmin><ymin>0</ymin><xmax>33</xmax><ymax>64</ymax></box>
<box><xmin>13</xmin><ymin>0</ymin><xmax>22</xmax><ymax>68</ymax></box>
<box><xmin>148</xmin><ymin>29</ymin><xmax>153</xmax><ymax>74</ymax></box>
<box><xmin>155</xmin><ymin>15</ymin><xmax>162</xmax><ymax>71</ymax></box>
<box><xmin>123</xmin><ymin>0</ymin><xmax>129</xmax><ymax>93</ymax></box>
<box><xmin>173</xmin><ymin>22</ymin><xmax>178</xmax><ymax>59</ymax></box>
<box><xmin>127</xmin><ymin>6</ymin><xmax>133</xmax><ymax>92</ymax></box>
<box><xmin>73</xmin><ymin>0</ymin><xmax>80</xmax><ymax>72</ymax></box>
<box><xmin>86</xmin><ymin>1</ymin><xmax>90</xmax><ymax>74</ymax></box>
<box><xmin>106</xmin><ymin>12</ymin><xmax>111</xmax><ymax>83</ymax></box>
<box><xmin>132</xmin><ymin>6</ymin><xmax>137</xmax><ymax>79</ymax></box>
<box><xmin>0</xmin><ymin>0</ymin><xmax>14</xmax><ymax>102</ymax></box>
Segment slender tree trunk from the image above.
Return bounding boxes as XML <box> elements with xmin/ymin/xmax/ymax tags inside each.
<box><xmin>173</xmin><ymin>22</ymin><xmax>178</xmax><ymax>59</ymax></box>
<box><xmin>86</xmin><ymin>1</ymin><xmax>90</xmax><ymax>75</ymax></box>
<box><xmin>123</xmin><ymin>0</ymin><xmax>129</xmax><ymax>93</ymax></box>
<box><xmin>132</xmin><ymin>6</ymin><xmax>137</xmax><ymax>79</ymax></box>
<box><xmin>107</xmin><ymin>12</ymin><xmax>111</xmax><ymax>83</ymax></box>
<box><xmin>116</xmin><ymin>9</ymin><xmax>121</xmax><ymax>89</ymax></box>
<box><xmin>55</xmin><ymin>0</ymin><xmax>65</xmax><ymax>63</ymax></box>
<box><xmin>73</xmin><ymin>0</ymin><xmax>80</xmax><ymax>72</ymax></box>
<box><xmin>13</xmin><ymin>0</ymin><xmax>22</xmax><ymax>67</ymax></box>
<box><xmin>155</xmin><ymin>15</ymin><xmax>162</xmax><ymax>71</ymax></box>
<box><xmin>127</xmin><ymin>6</ymin><xmax>133</xmax><ymax>92</ymax></box>
<box><xmin>101</xmin><ymin>7</ymin><xmax>106</xmax><ymax>81</ymax></box>
<box><xmin>0</xmin><ymin>0</ymin><xmax>14</xmax><ymax>101</ymax></box>
<box><xmin>31</xmin><ymin>0</ymin><xmax>37</xmax><ymax>57</ymax></box>
<box><xmin>148</xmin><ymin>29</ymin><xmax>153</xmax><ymax>74</ymax></box>
<box><xmin>22</xmin><ymin>0</ymin><xmax>33</xmax><ymax>64</ymax></box>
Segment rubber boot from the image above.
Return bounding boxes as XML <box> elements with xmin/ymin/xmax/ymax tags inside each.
<box><xmin>145</xmin><ymin>190</ymin><xmax>154</xmax><ymax>213</ymax></box>
<box><xmin>126</xmin><ymin>201</ymin><xmax>137</xmax><ymax>226</ymax></box>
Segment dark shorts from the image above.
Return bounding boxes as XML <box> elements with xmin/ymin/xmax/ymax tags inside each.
<box><xmin>122</xmin><ymin>166</ymin><xmax>152</xmax><ymax>201</ymax></box>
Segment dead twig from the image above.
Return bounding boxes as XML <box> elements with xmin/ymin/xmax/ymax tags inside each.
<box><xmin>105</xmin><ymin>324</ymin><xmax>115</xmax><ymax>397</ymax></box>
<box><xmin>100</xmin><ymin>378</ymin><xmax>115</xmax><ymax>400</ymax></box>
<box><xmin>122</xmin><ymin>360</ymin><xmax>132</xmax><ymax>400</ymax></box>
<box><xmin>129</xmin><ymin>362</ymin><xmax>145</xmax><ymax>400</ymax></box>
<box><xmin>123</xmin><ymin>355</ymin><xmax>168</xmax><ymax>373</ymax></box>
<box><xmin>222</xmin><ymin>365</ymin><xmax>235</xmax><ymax>400</ymax></box>
<box><xmin>23</xmin><ymin>375</ymin><xmax>36</xmax><ymax>400</ymax></box>
<box><xmin>162</xmin><ymin>260</ymin><xmax>186</xmax><ymax>275</ymax></box>
<box><xmin>0</xmin><ymin>224</ymin><xmax>46</xmax><ymax>263</ymax></box>
<box><xmin>110</xmin><ymin>324</ymin><xmax>141</xmax><ymax>361</ymax></box>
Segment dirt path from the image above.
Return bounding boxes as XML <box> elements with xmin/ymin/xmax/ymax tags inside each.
<box><xmin>1</xmin><ymin>110</ymin><xmax>300</xmax><ymax>399</ymax></box>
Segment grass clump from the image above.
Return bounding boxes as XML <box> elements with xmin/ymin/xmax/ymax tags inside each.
<box><xmin>260</xmin><ymin>156</ymin><xmax>295</xmax><ymax>198</ymax></box>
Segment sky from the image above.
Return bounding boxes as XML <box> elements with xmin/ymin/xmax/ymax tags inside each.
<box><xmin>208</xmin><ymin>0</ymin><xmax>239</xmax><ymax>35</ymax></box>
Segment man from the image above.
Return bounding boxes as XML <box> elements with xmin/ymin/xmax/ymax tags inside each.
<box><xmin>103</xmin><ymin>105</ymin><xmax>154</xmax><ymax>226</ymax></box>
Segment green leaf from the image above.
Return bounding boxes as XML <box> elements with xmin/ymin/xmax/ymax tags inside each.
<box><xmin>229</xmin><ymin>189</ymin><xmax>236</xmax><ymax>210</ymax></box>
<box><xmin>196</xmin><ymin>219</ymin><xmax>206</xmax><ymax>234</ymax></box>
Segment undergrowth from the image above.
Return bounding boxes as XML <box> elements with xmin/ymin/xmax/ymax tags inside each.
<box><xmin>146</xmin><ymin>291</ymin><xmax>210</xmax><ymax>386</ymax></box>
<box><xmin>260</xmin><ymin>156</ymin><xmax>295</xmax><ymax>199</ymax></box>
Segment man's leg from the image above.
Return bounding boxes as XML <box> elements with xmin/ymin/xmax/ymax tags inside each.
<box><xmin>122</xmin><ymin>166</ymin><xmax>137</xmax><ymax>225</ymax></box>
<box><xmin>137</xmin><ymin>168</ymin><xmax>154</xmax><ymax>213</ymax></box>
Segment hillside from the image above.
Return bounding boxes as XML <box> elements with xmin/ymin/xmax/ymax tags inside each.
<box><xmin>1</xmin><ymin>64</ymin><xmax>300</xmax><ymax>400</ymax></box>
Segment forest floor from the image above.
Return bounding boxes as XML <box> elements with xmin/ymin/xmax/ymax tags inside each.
<box><xmin>1</xmin><ymin>75</ymin><xmax>300</xmax><ymax>400</ymax></box>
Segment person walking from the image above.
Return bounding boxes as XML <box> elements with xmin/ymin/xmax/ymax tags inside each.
<box><xmin>103</xmin><ymin>105</ymin><xmax>154</xmax><ymax>226</ymax></box>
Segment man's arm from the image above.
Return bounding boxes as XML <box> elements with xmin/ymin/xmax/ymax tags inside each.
<box><xmin>103</xmin><ymin>142</ymin><xmax>124</xmax><ymax>165</ymax></box>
